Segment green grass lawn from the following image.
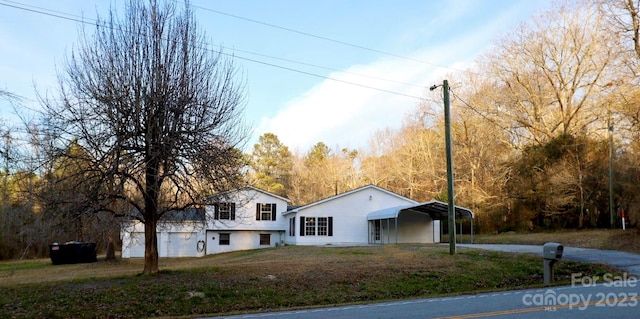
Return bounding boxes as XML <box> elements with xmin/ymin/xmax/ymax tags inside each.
<box><xmin>0</xmin><ymin>244</ymin><xmax>620</xmax><ymax>319</ymax></box>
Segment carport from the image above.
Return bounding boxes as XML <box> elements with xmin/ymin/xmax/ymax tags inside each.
<box><xmin>366</xmin><ymin>200</ymin><xmax>473</xmax><ymax>244</ymax></box>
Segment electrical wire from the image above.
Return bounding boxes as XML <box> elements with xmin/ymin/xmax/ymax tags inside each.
<box><xmin>185</xmin><ymin>1</ymin><xmax>465</xmax><ymax>72</ymax></box>
<box><xmin>0</xmin><ymin>0</ymin><xmax>431</xmax><ymax>100</ymax></box>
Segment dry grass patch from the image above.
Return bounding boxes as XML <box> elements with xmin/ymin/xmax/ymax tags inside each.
<box><xmin>0</xmin><ymin>245</ymin><xmax>620</xmax><ymax>319</ymax></box>
<box><xmin>473</xmin><ymin>229</ymin><xmax>640</xmax><ymax>253</ymax></box>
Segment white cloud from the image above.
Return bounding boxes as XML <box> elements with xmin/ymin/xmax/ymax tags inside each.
<box><xmin>256</xmin><ymin>42</ymin><xmax>478</xmax><ymax>153</ymax></box>
<box><xmin>254</xmin><ymin>1</ymin><xmax>546</xmax><ymax>153</ymax></box>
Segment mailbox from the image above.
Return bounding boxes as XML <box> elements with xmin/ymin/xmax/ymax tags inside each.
<box><xmin>543</xmin><ymin>242</ymin><xmax>564</xmax><ymax>260</ymax></box>
<box><xmin>542</xmin><ymin>242</ymin><xmax>563</xmax><ymax>284</ymax></box>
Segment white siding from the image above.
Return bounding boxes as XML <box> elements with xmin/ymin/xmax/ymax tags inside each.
<box><xmin>128</xmin><ymin>232</ymin><xmax>146</xmax><ymax>258</ymax></box>
<box><xmin>120</xmin><ymin>221</ymin><xmax>205</xmax><ymax>258</ymax></box>
<box><xmin>205</xmin><ymin>230</ymin><xmax>284</xmax><ymax>254</ymax></box>
<box><xmin>206</xmin><ymin>188</ymin><xmax>288</xmax><ymax>232</ymax></box>
<box><xmin>167</xmin><ymin>232</ymin><xmax>200</xmax><ymax>257</ymax></box>
<box><xmin>290</xmin><ymin>186</ymin><xmax>417</xmax><ymax>245</ymax></box>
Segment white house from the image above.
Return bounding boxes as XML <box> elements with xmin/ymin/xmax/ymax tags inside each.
<box><xmin>120</xmin><ymin>186</ymin><xmax>290</xmax><ymax>258</ymax></box>
<box><xmin>204</xmin><ymin>186</ymin><xmax>290</xmax><ymax>254</ymax></box>
<box><xmin>282</xmin><ymin>185</ymin><xmax>473</xmax><ymax>246</ymax></box>
<box><xmin>283</xmin><ymin>185</ymin><xmax>426</xmax><ymax>245</ymax></box>
<box><xmin>120</xmin><ymin>185</ymin><xmax>472</xmax><ymax>258</ymax></box>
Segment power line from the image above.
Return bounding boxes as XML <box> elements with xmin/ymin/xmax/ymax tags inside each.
<box><xmin>230</xmin><ymin>47</ymin><xmax>425</xmax><ymax>89</ymax></box>
<box><xmin>0</xmin><ymin>0</ymin><xmax>427</xmax><ymax>100</ymax></box>
<box><xmin>186</xmin><ymin>2</ymin><xmax>464</xmax><ymax>72</ymax></box>
<box><xmin>227</xmin><ymin>54</ymin><xmax>425</xmax><ymax>100</ymax></box>
<box><xmin>0</xmin><ymin>0</ymin><xmax>90</xmax><ymax>24</ymax></box>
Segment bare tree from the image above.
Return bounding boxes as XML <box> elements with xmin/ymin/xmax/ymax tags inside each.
<box><xmin>477</xmin><ymin>2</ymin><xmax>615</xmax><ymax>146</ymax></box>
<box><xmin>41</xmin><ymin>0</ymin><xmax>247</xmax><ymax>274</ymax></box>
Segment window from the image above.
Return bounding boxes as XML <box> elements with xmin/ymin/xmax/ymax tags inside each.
<box><xmin>256</xmin><ymin>203</ymin><xmax>277</xmax><ymax>221</ymax></box>
<box><xmin>219</xmin><ymin>233</ymin><xmax>230</xmax><ymax>245</ymax></box>
<box><xmin>317</xmin><ymin>217</ymin><xmax>328</xmax><ymax>236</ymax></box>
<box><xmin>259</xmin><ymin>234</ymin><xmax>271</xmax><ymax>245</ymax></box>
<box><xmin>305</xmin><ymin>217</ymin><xmax>316</xmax><ymax>236</ymax></box>
<box><xmin>214</xmin><ymin>203</ymin><xmax>235</xmax><ymax>220</ymax></box>
<box><xmin>300</xmin><ymin>216</ymin><xmax>333</xmax><ymax>237</ymax></box>
<box><xmin>289</xmin><ymin>217</ymin><xmax>295</xmax><ymax>236</ymax></box>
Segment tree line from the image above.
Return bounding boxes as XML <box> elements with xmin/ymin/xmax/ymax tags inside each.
<box><xmin>247</xmin><ymin>1</ymin><xmax>640</xmax><ymax>234</ymax></box>
<box><xmin>0</xmin><ymin>0</ymin><xmax>639</xmax><ymax>268</ymax></box>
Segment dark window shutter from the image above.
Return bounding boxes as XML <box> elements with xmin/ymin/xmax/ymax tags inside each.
<box><xmin>271</xmin><ymin>204</ymin><xmax>277</xmax><ymax>221</ymax></box>
<box><xmin>328</xmin><ymin>217</ymin><xmax>333</xmax><ymax>236</ymax></box>
<box><xmin>256</xmin><ymin>204</ymin><xmax>261</xmax><ymax>220</ymax></box>
<box><xmin>230</xmin><ymin>203</ymin><xmax>236</xmax><ymax>220</ymax></box>
<box><xmin>300</xmin><ymin>216</ymin><xmax>305</xmax><ymax>236</ymax></box>
<box><xmin>214</xmin><ymin>204</ymin><xmax>219</xmax><ymax>220</ymax></box>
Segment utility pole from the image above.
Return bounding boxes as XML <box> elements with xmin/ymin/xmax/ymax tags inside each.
<box><xmin>430</xmin><ymin>80</ymin><xmax>456</xmax><ymax>254</ymax></box>
<box><xmin>443</xmin><ymin>80</ymin><xmax>456</xmax><ymax>254</ymax></box>
<box><xmin>608</xmin><ymin>113</ymin><xmax>615</xmax><ymax>228</ymax></box>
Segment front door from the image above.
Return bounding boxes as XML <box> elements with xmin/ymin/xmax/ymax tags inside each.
<box><xmin>372</xmin><ymin>220</ymin><xmax>382</xmax><ymax>244</ymax></box>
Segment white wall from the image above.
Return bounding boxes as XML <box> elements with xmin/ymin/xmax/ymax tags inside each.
<box><xmin>120</xmin><ymin>221</ymin><xmax>206</xmax><ymax>258</ymax></box>
<box><xmin>289</xmin><ymin>187</ymin><xmax>416</xmax><ymax>245</ymax></box>
<box><xmin>206</xmin><ymin>188</ymin><xmax>288</xmax><ymax>232</ymax></box>
<box><xmin>205</xmin><ymin>230</ymin><xmax>284</xmax><ymax>254</ymax></box>
<box><xmin>120</xmin><ymin>187</ymin><xmax>292</xmax><ymax>258</ymax></box>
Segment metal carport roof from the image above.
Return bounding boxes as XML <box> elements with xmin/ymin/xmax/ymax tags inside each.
<box><xmin>367</xmin><ymin>200</ymin><xmax>473</xmax><ymax>221</ymax></box>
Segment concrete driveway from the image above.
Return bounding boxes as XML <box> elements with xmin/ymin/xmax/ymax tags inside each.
<box><xmin>458</xmin><ymin>244</ymin><xmax>640</xmax><ymax>276</ymax></box>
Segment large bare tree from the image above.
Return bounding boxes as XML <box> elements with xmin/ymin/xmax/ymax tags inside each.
<box><xmin>477</xmin><ymin>2</ymin><xmax>615</xmax><ymax>146</ymax></box>
<box><xmin>42</xmin><ymin>0</ymin><xmax>247</xmax><ymax>274</ymax></box>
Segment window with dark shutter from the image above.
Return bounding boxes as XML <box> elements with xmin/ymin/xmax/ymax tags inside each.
<box><xmin>299</xmin><ymin>216</ymin><xmax>305</xmax><ymax>236</ymax></box>
<box><xmin>328</xmin><ymin>217</ymin><xmax>333</xmax><ymax>236</ymax></box>
<box><xmin>214</xmin><ymin>203</ymin><xmax>233</xmax><ymax>220</ymax></box>
<box><xmin>289</xmin><ymin>217</ymin><xmax>295</xmax><ymax>236</ymax></box>
<box><xmin>271</xmin><ymin>203</ymin><xmax>277</xmax><ymax>221</ymax></box>
<box><xmin>256</xmin><ymin>204</ymin><xmax>261</xmax><ymax>220</ymax></box>
<box><xmin>317</xmin><ymin>217</ymin><xmax>328</xmax><ymax>236</ymax></box>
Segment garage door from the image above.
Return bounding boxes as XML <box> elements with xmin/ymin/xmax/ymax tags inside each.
<box><xmin>129</xmin><ymin>232</ymin><xmax>146</xmax><ymax>258</ymax></box>
<box><xmin>168</xmin><ymin>232</ymin><xmax>199</xmax><ymax>257</ymax></box>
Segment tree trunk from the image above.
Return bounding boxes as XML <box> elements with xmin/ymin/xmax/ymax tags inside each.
<box><xmin>143</xmin><ymin>218</ymin><xmax>159</xmax><ymax>274</ymax></box>
<box><xmin>105</xmin><ymin>237</ymin><xmax>116</xmax><ymax>261</ymax></box>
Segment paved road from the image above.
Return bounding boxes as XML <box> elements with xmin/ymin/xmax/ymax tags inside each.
<box><xmin>203</xmin><ymin>281</ymin><xmax>639</xmax><ymax>319</ymax></box>
<box><xmin>458</xmin><ymin>244</ymin><xmax>640</xmax><ymax>276</ymax></box>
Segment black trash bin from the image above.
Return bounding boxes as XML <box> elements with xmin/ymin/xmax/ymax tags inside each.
<box><xmin>50</xmin><ymin>242</ymin><xmax>97</xmax><ymax>265</ymax></box>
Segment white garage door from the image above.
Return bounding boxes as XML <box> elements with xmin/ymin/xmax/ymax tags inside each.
<box><xmin>129</xmin><ymin>232</ymin><xmax>146</xmax><ymax>258</ymax></box>
<box><xmin>168</xmin><ymin>232</ymin><xmax>199</xmax><ymax>257</ymax></box>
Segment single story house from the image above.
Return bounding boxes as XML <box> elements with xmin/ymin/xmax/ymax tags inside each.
<box><xmin>120</xmin><ymin>185</ymin><xmax>473</xmax><ymax>258</ymax></box>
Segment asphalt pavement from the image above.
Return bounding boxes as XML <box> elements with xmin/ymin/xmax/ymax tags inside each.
<box><xmin>458</xmin><ymin>244</ymin><xmax>640</xmax><ymax>276</ymax></box>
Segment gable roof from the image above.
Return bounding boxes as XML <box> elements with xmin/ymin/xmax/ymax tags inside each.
<box><xmin>283</xmin><ymin>184</ymin><xmax>415</xmax><ymax>215</ymax></box>
<box><xmin>206</xmin><ymin>185</ymin><xmax>291</xmax><ymax>203</ymax></box>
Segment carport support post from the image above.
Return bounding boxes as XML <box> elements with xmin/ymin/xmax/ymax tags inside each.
<box><xmin>443</xmin><ymin>80</ymin><xmax>456</xmax><ymax>254</ymax></box>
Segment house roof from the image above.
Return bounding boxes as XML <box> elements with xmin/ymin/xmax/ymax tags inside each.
<box><xmin>283</xmin><ymin>184</ymin><xmax>416</xmax><ymax>215</ymax></box>
<box><xmin>206</xmin><ymin>185</ymin><xmax>291</xmax><ymax>203</ymax></box>
<box><xmin>367</xmin><ymin>201</ymin><xmax>473</xmax><ymax>221</ymax></box>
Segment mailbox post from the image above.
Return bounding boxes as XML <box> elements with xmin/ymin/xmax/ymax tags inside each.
<box><xmin>543</xmin><ymin>242</ymin><xmax>564</xmax><ymax>284</ymax></box>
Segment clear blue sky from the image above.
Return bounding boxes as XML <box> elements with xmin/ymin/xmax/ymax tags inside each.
<box><xmin>0</xmin><ymin>0</ymin><xmax>552</xmax><ymax>153</ymax></box>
